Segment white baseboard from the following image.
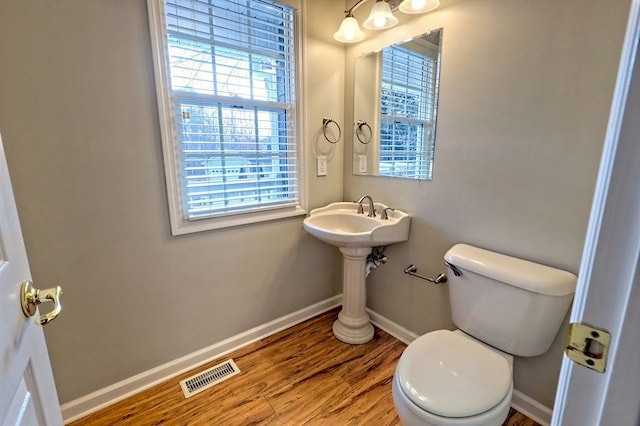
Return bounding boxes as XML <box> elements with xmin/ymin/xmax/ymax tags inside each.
<box><xmin>61</xmin><ymin>295</ymin><xmax>342</xmax><ymax>424</ymax></box>
<box><xmin>367</xmin><ymin>308</ymin><xmax>419</xmax><ymax>344</ymax></box>
<box><xmin>511</xmin><ymin>389</ymin><xmax>553</xmax><ymax>426</ymax></box>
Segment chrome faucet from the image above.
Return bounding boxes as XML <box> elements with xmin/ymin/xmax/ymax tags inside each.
<box><xmin>380</xmin><ymin>207</ymin><xmax>395</xmax><ymax>220</ymax></box>
<box><xmin>356</xmin><ymin>195</ymin><xmax>376</xmax><ymax>217</ymax></box>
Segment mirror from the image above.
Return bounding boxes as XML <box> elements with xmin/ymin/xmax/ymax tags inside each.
<box><xmin>352</xmin><ymin>28</ymin><xmax>442</xmax><ymax>180</ymax></box>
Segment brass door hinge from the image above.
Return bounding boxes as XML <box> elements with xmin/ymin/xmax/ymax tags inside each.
<box><xmin>565</xmin><ymin>322</ymin><xmax>610</xmax><ymax>373</ymax></box>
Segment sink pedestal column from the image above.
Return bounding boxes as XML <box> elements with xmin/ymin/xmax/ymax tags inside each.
<box><xmin>333</xmin><ymin>246</ymin><xmax>374</xmax><ymax>344</ymax></box>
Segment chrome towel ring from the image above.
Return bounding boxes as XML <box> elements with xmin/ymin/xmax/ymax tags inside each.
<box><xmin>355</xmin><ymin>120</ymin><xmax>372</xmax><ymax>144</ymax></box>
<box><xmin>322</xmin><ymin>117</ymin><xmax>341</xmax><ymax>144</ymax></box>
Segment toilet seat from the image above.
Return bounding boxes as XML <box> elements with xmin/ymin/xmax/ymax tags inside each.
<box><xmin>396</xmin><ymin>330</ymin><xmax>512</xmax><ymax>418</ymax></box>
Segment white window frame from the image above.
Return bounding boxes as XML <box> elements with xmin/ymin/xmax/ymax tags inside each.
<box><xmin>147</xmin><ymin>0</ymin><xmax>305</xmax><ymax>235</ymax></box>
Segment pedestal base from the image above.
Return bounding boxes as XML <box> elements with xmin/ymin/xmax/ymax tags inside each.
<box><xmin>333</xmin><ymin>314</ymin><xmax>374</xmax><ymax>344</ymax></box>
<box><xmin>333</xmin><ymin>246</ymin><xmax>374</xmax><ymax>344</ymax></box>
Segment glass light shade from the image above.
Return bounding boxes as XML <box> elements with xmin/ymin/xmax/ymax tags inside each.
<box><xmin>398</xmin><ymin>0</ymin><xmax>440</xmax><ymax>14</ymax></box>
<box><xmin>363</xmin><ymin>1</ymin><xmax>398</xmax><ymax>30</ymax></box>
<box><xmin>333</xmin><ymin>16</ymin><xmax>365</xmax><ymax>43</ymax></box>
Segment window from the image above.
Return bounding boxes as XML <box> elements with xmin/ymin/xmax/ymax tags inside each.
<box><xmin>379</xmin><ymin>43</ymin><xmax>439</xmax><ymax>180</ymax></box>
<box><xmin>148</xmin><ymin>0</ymin><xmax>303</xmax><ymax>234</ymax></box>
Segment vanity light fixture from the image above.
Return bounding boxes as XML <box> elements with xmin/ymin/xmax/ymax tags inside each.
<box><xmin>399</xmin><ymin>0</ymin><xmax>440</xmax><ymax>14</ymax></box>
<box><xmin>363</xmin><ymin>0</ymin><xmax>398</xmax><ymax>30</ymax></box>
<box><xmin>333</xmin><ymin>12</ymin><xmax>366</xmax><ymax>43</ymax></box>
<box><xmin>334</xmin><ymin>0</ymin><xmax>440</xmax><ymax>43</ymax></box>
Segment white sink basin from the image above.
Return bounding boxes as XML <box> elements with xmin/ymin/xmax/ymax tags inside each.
<box><xmin>303</xmin><ymin>202</ymin><xmax>411</xmax><ymax>248</ymax></box>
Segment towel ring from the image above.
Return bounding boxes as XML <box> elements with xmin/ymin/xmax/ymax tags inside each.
<box><xmin>355</xmin><ymin>120</ymin><xmax>372</xmax><ymax>145</ymax></box>
<box><xmin>322</xmin><ymin>118</ymin><xmax>341</xmax><ymax>144</ymax></box>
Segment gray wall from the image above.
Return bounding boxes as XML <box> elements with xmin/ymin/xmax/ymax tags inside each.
<box><xmin>344</xmin><ymin>0</ymin><xmax>630</xmax><ymax>407</ymax></box>
<box><xmin>0</xmin><ymin>0</ymin><xmax>631</xmax><ymax>411</ymax></box>
<box><xmin>0</xmin><ymin>0</ymin><xmax>345</xmax><ymax>403</ymax></box>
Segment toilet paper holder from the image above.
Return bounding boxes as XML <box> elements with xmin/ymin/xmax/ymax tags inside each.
<box><xmin>404</xmin><ymin>264</ymin><xmax>448</xmax><ymax>284</ymax></box>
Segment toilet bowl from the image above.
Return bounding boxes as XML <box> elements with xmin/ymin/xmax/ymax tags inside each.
<box><xmin>391</xmin><ymin>244</ymin><xmax>577</xmax><ymax>425</ymax></box>
<box><xmin>392</xmin><ymin>330</ymin><xmax>513</xmax><ymax>426</ymax></box>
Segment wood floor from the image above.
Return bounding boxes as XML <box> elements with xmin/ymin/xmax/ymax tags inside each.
<box><xmin>69</xmin><ymin>309</ymin><xmax>541</xmax><ymax>425</ymax></box>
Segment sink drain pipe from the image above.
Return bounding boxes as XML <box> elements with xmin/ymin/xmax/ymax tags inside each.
<box><xmin>365</xmin><ymin>246</ymin><xmax>387</xmax><ymax>277</ymax></box>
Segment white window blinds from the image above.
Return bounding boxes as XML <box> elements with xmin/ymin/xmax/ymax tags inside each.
<box><xmin>380</xmin><ymin>44</ymin><xmax>438</xmax><ymax>180</ymax></box>
<box><xmin>163</xmin><ymin>0</ymin><xmax>298</xmax><ymax>220</ymax></box>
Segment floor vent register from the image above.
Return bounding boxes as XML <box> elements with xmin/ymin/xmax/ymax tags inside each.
<box><xmin>179</xmin><ymin>359</ymin><xmax>241</xmax><ymax>398</ymax></box>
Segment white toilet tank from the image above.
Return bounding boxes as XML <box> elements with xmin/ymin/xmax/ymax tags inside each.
<box><xmin>444</xmin><ymin>244</ymin><xmax>577</xmax><ymax>357</ymax></box>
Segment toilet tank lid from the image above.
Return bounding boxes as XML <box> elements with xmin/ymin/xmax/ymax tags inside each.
<box><xmin>445</xmin><ymin>244</ymin><xmax>577</xmax><ymax>296</ymax></box>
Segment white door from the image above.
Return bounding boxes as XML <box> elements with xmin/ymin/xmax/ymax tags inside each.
<box><xmin>552</xmin><ymin>1</ymin><xmax>640</xmax><ymax>424</ymax></box>
<box><xmin>0</xmin><ymin>134</ymin><xmax>63</xmax><ymax>426</ymax></box>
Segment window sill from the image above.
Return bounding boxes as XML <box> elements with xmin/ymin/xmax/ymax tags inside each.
<box><xmin>170</xmin><ymin>204</ymin><xmax>307</xmax><ymax>236</ymax></box>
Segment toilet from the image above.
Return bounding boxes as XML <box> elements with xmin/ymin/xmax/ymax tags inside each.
<box><xmin>392</xmin><ymin>244</ymin><xmax>577</xmax><ymax>426</ymax></box>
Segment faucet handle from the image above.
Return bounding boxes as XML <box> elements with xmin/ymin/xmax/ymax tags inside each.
<box><xmin>381</xmin><ymin>207</ymin><xmax>395</xmax><ymax>220</ymax></box>
<box><xmin>355</xmin><ymin>203</ymin><xmax>365</xmax><ymax>214</ymax></box>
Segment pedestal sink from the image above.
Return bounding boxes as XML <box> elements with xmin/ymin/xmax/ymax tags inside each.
<box><xmin>303</xmin><ymin>202</ymin><xmax>411</xmax><ymax>344</ymax></box>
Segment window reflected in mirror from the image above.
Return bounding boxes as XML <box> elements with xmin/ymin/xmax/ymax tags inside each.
<box><xmin>353</xmin><ymin>28</ymin><xmax>442</xmax><ymax>180</ymax></box>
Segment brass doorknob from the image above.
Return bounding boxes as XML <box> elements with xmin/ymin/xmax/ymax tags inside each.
<box><xmin>20</xmin><ymin>281</ymin><xmax>63</xmax><ymax>325</ymax></box>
